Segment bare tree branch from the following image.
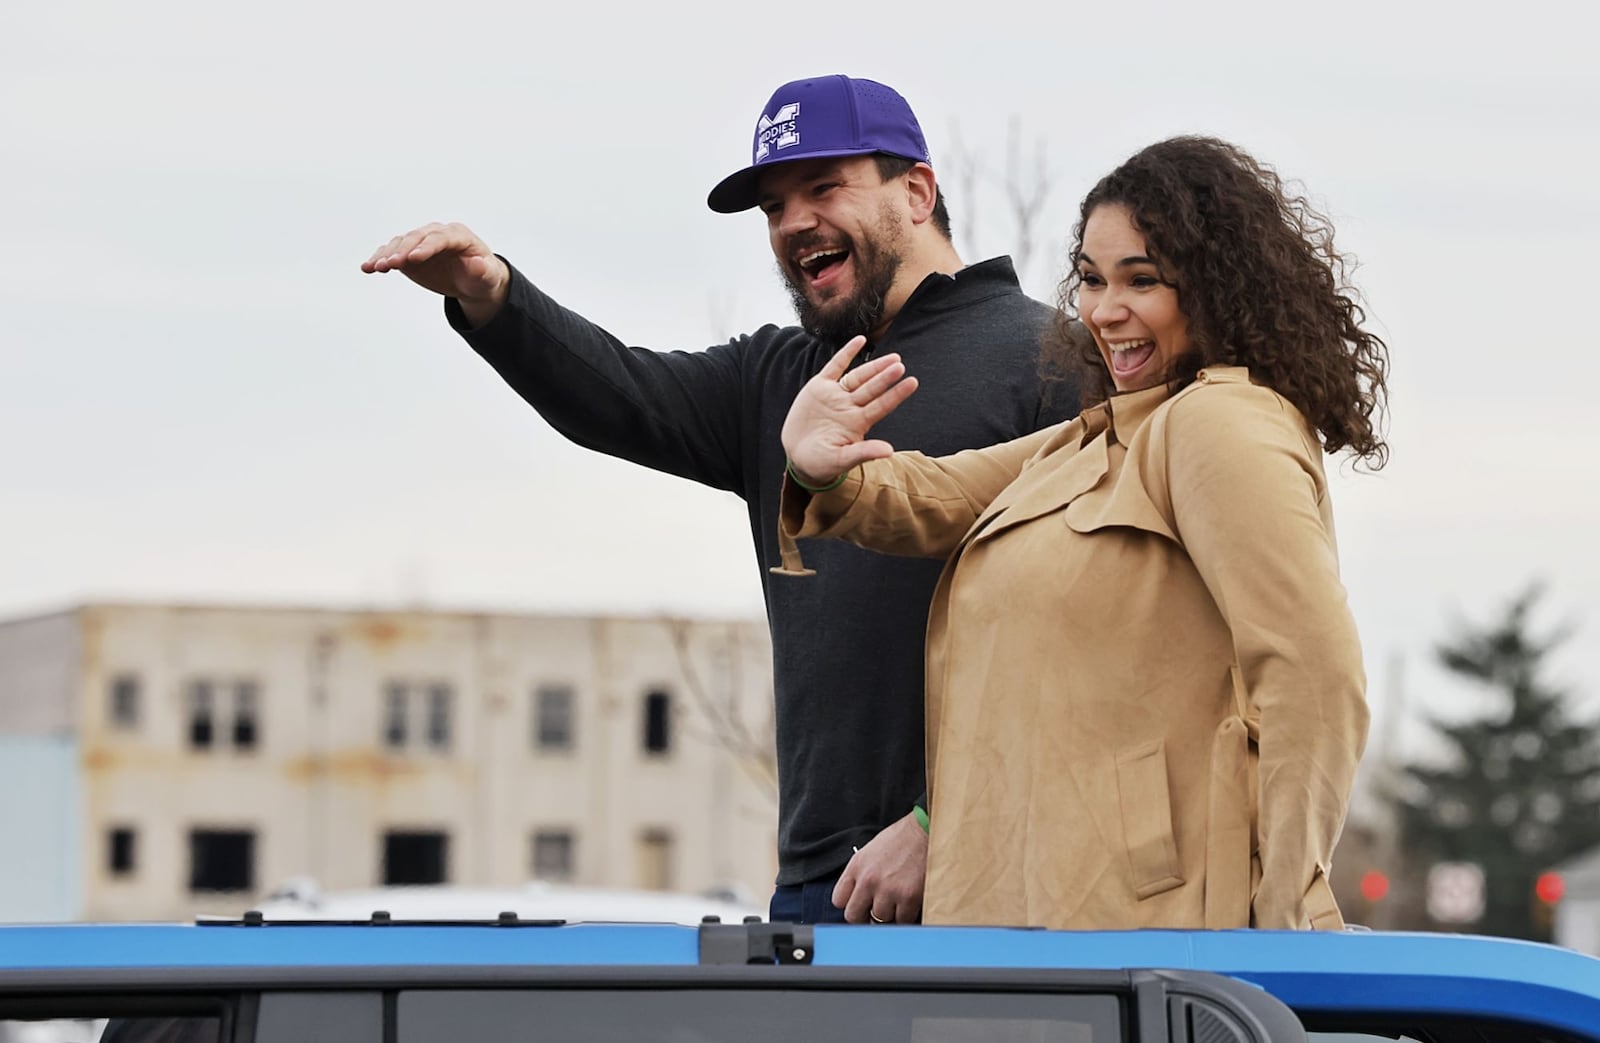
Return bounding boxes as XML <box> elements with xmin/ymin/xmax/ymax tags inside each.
<box><xmin>1003</xmin><ymin>115</ymin><xmax>1053</xmax><ymax>285</ymax></box>
<box><xmin>945</xmin><ymin>116</ymin><xmax>1055</xmax><ymax>287</ymax></box>
<box><xmin>660</xmin><ymin>617</ymin><xmax>778</xmax><ymax>800</ymax></box>
<box><xmin>945</xmin><ymin>118</ymin><xmax>983</xmax><ymax>261</ymax></box>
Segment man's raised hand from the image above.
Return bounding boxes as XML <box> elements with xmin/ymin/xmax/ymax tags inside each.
<box><xmin>361</xmin><ymin>221</ymin><xmax>510</xmax><ymax>327</ymax></box>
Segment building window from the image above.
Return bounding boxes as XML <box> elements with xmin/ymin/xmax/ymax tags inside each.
<box><xmin>187</xmin><ymin>681</ymin><xmax>214</xmax><ymax>749</ymax></box>
<box><xmin>383</xmin><ymin>680</ymin><xmax>456</xmax><ymax>752</ymax></box>
<box><xmin>186</xmin><ymin>678</ymin><xmax>262</xmax><ymax>752</ymax></box>
<box><xmin>232</xmin><ymin>681</ymin><xmax>259</xmax><ymax>750</ymax></box>
<box><xmin>108</xmin><ymin>674</ymin><xmax>141</xmax><ymax>729</ymax></box>
<box><xmin>642</xmin><ymin>689</ymin><xmax>672</xmax><ymax>755</ymax></box>
<box><xmin>534</xmin><ymin>684</ymin><xmax>575</xmax><ymax>751</ymax></box>
<box><xmin>636</xmin><ymin>828</ymin><xmax>674</xmax><ymax>891</ymax></box>
<box><xmin>425</xmin><ymin>683</ymin><xmax>452</xmax><ymax>750</ymax></box>
<box><xmin>383</xmin><ymin>830</ymin><xmax>448</xmax><ymax>885</ymax></box>
<box><xmin>383</xmin><ymin>682</ymin><xmax>408</xmax><ymax>749</ymax></box>
<box><xmin>107</xmin><ymin>827</ymin><xmax>137</xmax><ymax>876</ymax></box>
<box><xmin>188</xmin><ymin>829</ymin><xmax>255</xmax><ymax>892</ymax></box>
<box><xmin>532</xmin><ymin>829</ymin><xmax>576</xmax><ymax>881</ymax></box>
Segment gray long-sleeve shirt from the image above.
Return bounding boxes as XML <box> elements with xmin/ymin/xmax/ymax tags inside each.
<box><xmin>448</xmin><ymin>256</ymin><xmax>1078</xmax><ymax>885</ymax></box>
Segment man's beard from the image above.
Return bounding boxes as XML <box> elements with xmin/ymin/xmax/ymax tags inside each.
<box><xmin>780</xmin><ymin>205</ymin><xmax>905</xmax><ymax>348</ymax></box>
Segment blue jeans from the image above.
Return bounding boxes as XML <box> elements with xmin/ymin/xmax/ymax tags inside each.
<box><xmin>768</xmin><ymin>871</ymin><xmax>847</xmax><ymax>924</ymax></box>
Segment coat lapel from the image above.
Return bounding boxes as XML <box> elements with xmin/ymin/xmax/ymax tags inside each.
<box><xmin>965</xmin><ymin>380</ymin><xmax>1188</xmax><ymax>550</ymax></box>
<box><xmin>965</xmin><ymin>420</ymin><xmax>1112</xmax><ymax>547</ymax></box>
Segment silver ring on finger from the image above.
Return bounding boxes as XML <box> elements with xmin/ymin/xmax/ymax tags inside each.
<box><xmin>869</xmin><ymin>911</ymin><xmax>887</xmax><ymax>923</ymax></box>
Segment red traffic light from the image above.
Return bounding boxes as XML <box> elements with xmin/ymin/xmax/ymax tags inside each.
<box><xmin>1536</xmin><ymin>872</ymin><xmax>1565</xmax><ymax>905</ymax></box>
<box><xmin>1360</xmin><ymin>870</ymin><xmax>1390</xmax><ymax>903</ymax></box>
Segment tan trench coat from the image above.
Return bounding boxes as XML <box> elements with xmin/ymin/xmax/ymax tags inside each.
<box><xmin>778</xmin><ymin>367</ymin><xmax>1368</xmax><ymax>930</ymax></box>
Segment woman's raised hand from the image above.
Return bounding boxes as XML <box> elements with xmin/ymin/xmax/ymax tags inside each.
<box><xmin>781</xmin><ymin>336</ymin><xmax>919</xmax><ymax>488</ymax></box>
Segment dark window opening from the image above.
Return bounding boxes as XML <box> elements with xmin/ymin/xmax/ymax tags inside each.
<box><xmin>109</xmin><ymin>674</ymin><xmax>141</xmax><ymax>729</ymax></box>
<box><xmin>188</xmin><ymin>829</ymin><xmax>254</xmax><ymax>892</ymax></box>
<box><xmin>383</xmin><ymin>830</ymin><xmax>448</xmax><ymax>885</ymax></box>
<box><xmin>108</xmin><ymin>826</ymin><xmax>137</xmax><ymax>875</ymax></box>
<box><xmin>535</xmin><ymin>684</ymin><xmax>575</xmax><ymax>750</ymax></box>
<box><xmin>642</xmin><ymin>689</ymin><xmax>672</xmax><ymax>754</ymax></box>
<box><xmin>188</xmin><ymin>681</ymin><xmax>214</xmax><ymax>749</ymax></box>
<box><xmin>232</xmin><ymin>681</ymin><xmax>259</xmax><ymax>750</ymax></box>
<box><xmin>533</xmin><ymin>829</ymin><xmax>575</xmax><ymax>881</ymax></box>
<box><xmin>425</xmin><ymin>684</ymin><xmax>452</xmax><ymax>749</ymax></box>
<box><xmin>383</xmin><ymin>683</ymin><xmax>408</xmax><ymax>749</ymax></box>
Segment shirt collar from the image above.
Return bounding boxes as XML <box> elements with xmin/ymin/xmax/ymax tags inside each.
<box><xmin>882</xmin><ymin>256</ymin><xmax>1024</xmax><ymax>337</ymax></box>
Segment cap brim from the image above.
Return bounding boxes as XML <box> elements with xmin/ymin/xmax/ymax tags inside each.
<box><xmin>706</xmin><ymin>147</ymin><xmax>917</xmax><ymax>214</ymax></box>
<box><xmin>706</xmin><ymin>166</ymin><xmax>764</xmax><ymax>214</ymax></box>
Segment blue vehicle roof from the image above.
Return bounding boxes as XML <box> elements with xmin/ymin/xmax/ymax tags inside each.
<box><xmin>2</xmin><ymin>924</ymin><xmax>1598</xmax><ymax>1036</ymax></box>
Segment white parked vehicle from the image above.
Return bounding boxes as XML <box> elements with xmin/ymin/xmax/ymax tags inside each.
<box><xmin>240</xmin><ymin>876</ymin><xmax>764</xmax><ymax>925</ymax></box>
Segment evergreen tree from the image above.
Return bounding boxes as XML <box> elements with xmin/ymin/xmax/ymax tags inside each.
<box><xmin>1393</xmin><ymin>585</ymin><xmax>1600</xmax><ymax>940</ymax></box>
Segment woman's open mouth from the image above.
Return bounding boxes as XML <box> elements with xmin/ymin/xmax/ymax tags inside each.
<box><xmin>1109</xmin><ymin>338</ymin><xmax>1157</xmax><ymax>378</ymax></box>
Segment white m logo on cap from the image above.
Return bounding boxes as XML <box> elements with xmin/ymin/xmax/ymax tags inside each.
<box><xmin>755</xmin><ymin>102</ymin><xmax>801</xmax><ymax>162</ymax></box>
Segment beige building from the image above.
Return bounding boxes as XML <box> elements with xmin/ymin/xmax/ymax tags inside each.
<box><xmin>0</xmin><ymin>602</ymin><xmax>778</xmax><ymax>922</ymax></box>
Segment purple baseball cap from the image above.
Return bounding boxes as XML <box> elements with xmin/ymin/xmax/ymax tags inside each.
<box><xmin>706</xmin><ymin>75</ymin><xmax>932</xmax><ymax>214</ymax></box>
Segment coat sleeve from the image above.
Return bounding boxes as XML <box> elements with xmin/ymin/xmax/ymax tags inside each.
<box><xmin>780</xmin><ymin>423</ymin><xmax>1066</xmax><ymax>559</ymax></box>
<box><xmin>447</xmin><ymin>260</ymin><xmax>751</xmax><ymax>495</ymax></box>
<box><xmin>1159</xmin><ymin>382</ymin><xmax>1369</xmax><ymax>929</ymax></box>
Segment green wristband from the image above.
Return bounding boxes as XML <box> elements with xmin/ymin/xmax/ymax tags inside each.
<box><xmin>913</xmin><ymin>804</ymin><xmax>930</xmax><ymax>834</ymax></box>
<box><xmin>786</xmin><ymin>458</ymin><xmax>848</xmax><ymax>493</ymax></box>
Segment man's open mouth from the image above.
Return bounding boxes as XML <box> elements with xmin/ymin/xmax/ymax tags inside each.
<box><xmin>797</xmin><ymin>247</ymin><xmax>850</xmax><ymax>286</ymax></box>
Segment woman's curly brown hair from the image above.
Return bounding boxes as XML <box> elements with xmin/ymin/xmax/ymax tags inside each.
<box><xmin>1051</xmin><ymin>136</ymin><xmax>1390</xmax><ymax>467</ymax></box>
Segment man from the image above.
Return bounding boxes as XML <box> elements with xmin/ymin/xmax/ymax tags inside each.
<box><xmin>362</xmin><ymin>74</ymin><xmax>1078</xmax><ymax>924</ymax></box>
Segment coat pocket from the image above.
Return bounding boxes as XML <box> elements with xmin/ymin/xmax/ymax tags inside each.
<box><xmin>1115</xmin><ymin>740</ymin><xmax>1186</xmax><ymax>899</ymax></box>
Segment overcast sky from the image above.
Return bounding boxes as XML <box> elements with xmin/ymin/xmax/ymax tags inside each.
<box><xmin>4</xmin><ymin>0</ymin><xmax>1598</xmax><ymax>761</ymax></box>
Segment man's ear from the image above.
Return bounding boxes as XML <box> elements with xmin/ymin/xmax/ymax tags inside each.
<box><xmin>904</xmin><ymin>162</ymin><xmax>938</xmax><ymax>226</ymax></box>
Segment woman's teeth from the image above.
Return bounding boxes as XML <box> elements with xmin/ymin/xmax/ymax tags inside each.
<box><xmin>1109</xmin><ymin>339</ymin><xmax>1157</xmax><ymax>375</ymax></box>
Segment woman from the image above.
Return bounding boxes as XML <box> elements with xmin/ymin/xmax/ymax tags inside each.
<box><xmin>775</xmin><ymin>136</ymin><xmax>1389</xmax><ymax>931</ymax></box>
